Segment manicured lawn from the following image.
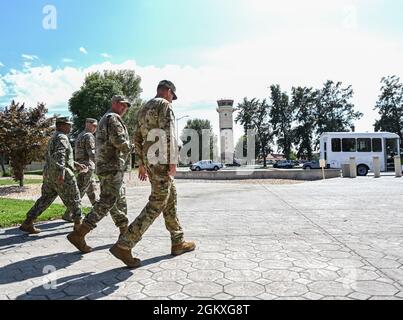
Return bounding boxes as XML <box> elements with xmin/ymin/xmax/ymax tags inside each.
<box><xmin>0</xmin><ymin>179</ymin><xmax>43</xmax><ymax>186</ymax></box>
<box><xmin>0</xmin><ymin>198</ymin><xmax>91</xmax><ymax>228</ymax></box>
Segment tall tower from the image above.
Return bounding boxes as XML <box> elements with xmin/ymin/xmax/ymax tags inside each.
<box><xmin>217</xmin><ymin>99</ymin><xmax>235</xmax><ymax>164</ymax></box>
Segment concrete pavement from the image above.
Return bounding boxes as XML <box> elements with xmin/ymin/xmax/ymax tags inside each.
<box><xmin>1</xmin><ymin>176</ymin><xmax>403</xmax><ymax>300</ymax></box>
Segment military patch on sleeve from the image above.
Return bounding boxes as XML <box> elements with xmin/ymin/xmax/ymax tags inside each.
<box><xmin>109</xmin><ymin>116</ymin><xmax>124</xmax><ymax>134</ymax></box>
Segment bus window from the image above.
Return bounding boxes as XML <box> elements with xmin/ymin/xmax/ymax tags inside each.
<box><xmin>342</xmin><ymin>139</ymin><xmax>356</xmax><ymax>152</ymax></box>
<box><xmin>386</xmin><ymin>139</ymin><xmax>399</xmax><ymax>156</ymax></box>
<box><xmin>372</xmin><ymin>138</ymin><xmax>382</xmax><ymax>152</ymax></box>
<box><xmin>331</xmin><ymin>139</ymin><xmax>341</xmax><ymax>152</ymax></box>
<box><xmin>357</xmin><ymin>138</ymin><xmax>371</xmax><ymax>152</ymax></box>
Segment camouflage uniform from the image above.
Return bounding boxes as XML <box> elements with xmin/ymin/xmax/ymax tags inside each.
<box><xmin>26</xmin><ymin>131</ymin><xmax>82</xmax><ymax>220</ymax></box>
<box><xmin>118</xmin><ymin>97</ymin><xmax>184</xmax><ymax>250</ymax></box>
<box><xmin>63</xmin><ymin>129</ymin><xmax>98</xmax><ymax>220</ymax></box>
<box><xmin>83</xmin><ymin>110</ymin><xmax>130</xmax><ymax>229</ymax></box>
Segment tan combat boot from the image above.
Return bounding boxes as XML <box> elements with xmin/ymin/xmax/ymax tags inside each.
<box><xmin>73</xmin><ymin>218</ymin><xmax>82</xmax><ymax>232</ymax></box>
<box><xmin>119</xmin><ymin>225</ymin><xmax>128</xmax><ymax>237</ymax></box>
<box><xmin>109</xmin><ymin>244</ymin><xmax>141</xmax><ymax>269</ymax></box>
<box><xmin>171</xmin><ymin>241</ymin><xmax>196</xmax><ymax>256</ymax></box>
<box><xmin>67</xmin><ymin>223</ymin><xmax>93</xmax><ymax>253</ymax></box>
<box><xmin>19</xmin><ymin>217</ymin><xmax>41</xmax><ymax>235</ymax></box>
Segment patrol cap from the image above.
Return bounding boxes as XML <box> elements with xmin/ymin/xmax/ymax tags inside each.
<box><xmin>111</xmin><ymin>95</ymin><xmax>132</xmax><ymax>107</ymax></box>
<box><xmin>86</xmin><ymin>118</ymin><xmax>98</xmax><ymax>125</ymax></box>
<box><xmin>158</xmin><ymin>80</ymin><xmax>177</xmax><ymax>100</ymax></box>
<box><xmin>56</xmin><ymin>116</ymin><xmax>73</xmax><ymax>125</ymax></box>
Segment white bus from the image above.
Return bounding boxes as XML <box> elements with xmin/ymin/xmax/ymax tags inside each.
<box><xmin>320</xmin><ymin>132</ymin><xmax>401</xmax><ymax>176</ymax></box>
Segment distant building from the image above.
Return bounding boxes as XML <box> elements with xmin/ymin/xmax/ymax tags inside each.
<box><xmin>217</xmin><ymin>99</ymin><xmax>235</xmax><ymax>164</ymax></box>
<box><xmin>266</xmin><ymin>154</ymin><xmax>286</xmax><ymax>162</ymax></box>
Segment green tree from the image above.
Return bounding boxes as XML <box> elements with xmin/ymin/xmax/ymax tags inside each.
<box><xmin>235</xmin><ymin>98</ymin><xmax>262</xmax><ymax>161</ymax></box>
<box><xmin>374</xmin><ymin>75</ymin><xmax>403</xmax><ymax>148</ymax></box>
<box><xmin>180</xmin><ymin>119</ymin><xmax>216</xmax><ymax>162</ymax></box>
<box><xmin>123</xmin><ymin>99</ymin><xmax>144</xmax><ymax>137</ymax></box>
<box><xmin>236</xmin><ymin>98</ymin><xmax>273</xmax><ymax>167</ymax></box>
<box><xmin>69</xmin><ymin>70</ymin><xmax>142</xmax><ymax>136</ymax></box>
<box><xmin>0</xmin><ymin>101</ymin><xmax>55</xmax><ymax>186</ymax></box>
<box><xmin>315</xmin><ymin>80</ymin><xmax>363</xmax><ymax>146</ymax></box>
<box><xmin>292</xmin><ymin>87</ymin><xmax>318</xmax><ymax>160</ymax></box>
<box><xmin>235</xmin><ymin>98</ymin><xmax>255</xmax><ymax>136</ymax></box>
<box><xmin>269</xmin><ymin>85</ymin><xmax>295</xmax><ymax>159</ymax></box>
<box><xmin>289</xmin><ymin>150</ymin><xmax>298</xmax><ymax>161</ymax></box>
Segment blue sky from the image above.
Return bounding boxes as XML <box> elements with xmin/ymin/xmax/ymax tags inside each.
<box><xmin>0</xmin><ymin>0</ymin><xmax>259</xmax><ymax>69</ymax></box>
<box><xmin>0</xmin><ymin>0</ymin><xmax>403</xmax><ymax>143</ymax></box>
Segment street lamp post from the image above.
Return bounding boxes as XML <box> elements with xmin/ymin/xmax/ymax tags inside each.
<box><xmin>176</xmin><ymin>115</ymin><xmax>190</xmax><ymax>144</ymax></box>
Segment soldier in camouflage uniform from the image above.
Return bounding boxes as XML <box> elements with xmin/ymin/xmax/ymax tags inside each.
<box><xmin>62</xmin><ymin>118</ymin><xmax>99</xmax><ymax>222</ymax></box>
<box><xmin>67</xmin><ymin>96</ymin><xmax>132</xmax><ymax>254</ymax></box>
<box><xmin>110</xmin><ymin>81</ymin><xmax>196</xmax><ymax>268</ymax></box>
<box><xmin>19</xmin><ymin>117</ymin><xmax>86</xmax><ymax>234</ymax></box>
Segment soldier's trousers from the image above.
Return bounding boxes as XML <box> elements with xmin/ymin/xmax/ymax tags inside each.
<box><xmin>27</xmin><ymin>170</ymin><xmax>82</xmax><ymax>220</ymax></box>
<box><xmin>84</xmin><ymin>171</ymin><xmax>129</xmax><ymax>229</ymax></box>
<box><xmin>118</xmin><ymin>165</ymin><xmax>184</xmax><ymax>250</ymax></box>
<box><xmin>64</xmin><ymin>170</ymin><xmax>98</xmax><ymax>217</ymax></box>
<box><xmin>85</xmin><ymin>177</ymin><xmax>98</xmax><ymax>205</ymax></box>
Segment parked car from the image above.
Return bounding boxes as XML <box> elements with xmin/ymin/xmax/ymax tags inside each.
<box><xmin>273</xmin><ymin>160</ymin><xmax>294</xmax><ymax>169</ymax></box>
<box><xmin>302</xmin><ymin>160</ymin><xmax>321</xmax><ymax>170</ymax></box>
<box><xmin>191</xmin><ymin>160</ymin><xmax>224</xmax><ymax>171</ymax></box>
<box><xmin>226</xmin><ymin>158</ymin><xmax>242</xmax><ymax>167</ymax></box>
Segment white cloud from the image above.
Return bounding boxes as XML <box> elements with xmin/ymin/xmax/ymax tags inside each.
<box><xmin>1</xmin><ymin>65</ymin><xmax>85</xmax><ymax>113</ymax></box>
<box><xmin>62</xmin><ymin>58</ymin><xmax>74</xmax><ymax>63</ymax></box>
<box><xmin>79</xmin><ymin>47</ymin><xmax>88</xmax><ymax>55</ymax></box>
<box><xmin>22</xmin><ymin>54</ymin><xmax>39</xmax><ymax>61</ymax></box>
<box><xmin>100</xmin><ymin>53</ymin><xmax>112</xmax><ymax>59</ymax></box>
<box><xmin>0</xmin><ymin>61</ymin><xmax>4</xmax><ymax>68</ymax></box>
<box><xmin>0</xmin><ymin>79</ymin><xmax>6</xmax><ymax>96</ymax></box>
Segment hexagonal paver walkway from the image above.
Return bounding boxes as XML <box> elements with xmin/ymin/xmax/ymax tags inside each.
<box><xmin>1</xmin><ymin>176</ymin><xmax>403</xmax><ymax>300</ymax></box>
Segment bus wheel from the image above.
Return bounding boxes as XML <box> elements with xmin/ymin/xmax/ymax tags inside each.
<box><xmin>357</xmin><ymin>165</ymin><xmax>369</xmax><ymax>177</ymax></box>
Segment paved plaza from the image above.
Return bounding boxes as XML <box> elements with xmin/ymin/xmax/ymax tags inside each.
<box><xmin>1</xmin><ymin>176</ymin><xmax>403</xmax><ymax>300</ymax></box>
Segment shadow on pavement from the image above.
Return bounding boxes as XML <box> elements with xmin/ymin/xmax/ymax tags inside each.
<box><xmin>16</xmin><ymin>253</ymin><xmax>176</xmax><ymax>300</ymax></box>
<box><xmin>0</xmin><ymin>232</ymin><xmax>71</xmax><ymax>251</ymax></box>
<box><xmin>3</xmin><ymin>221</ymin><xmax>71</xmax><ymax>235</ymax></box>
<box><xmin>0</xmin><ymin>222</ymin><xmax>73</xmax><ymax>249</ymax></box>
<box><xmin>140</xmin><ymin>254</ymin><xmax>174</xmax><ymax>267</ymax></box>
<box><xmin>0</xmin><ymin>245</ymin><xmax>111</xmax><ymax>285</ymax></box>
<box><xmin>16</xmin><ymin>267</ymin><xmax>134</xmax><ymax>300</ymax></box>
